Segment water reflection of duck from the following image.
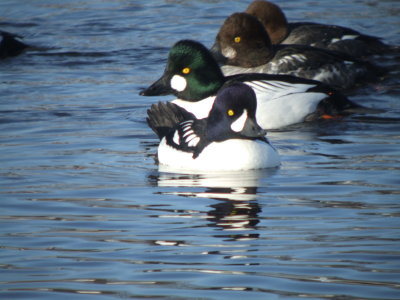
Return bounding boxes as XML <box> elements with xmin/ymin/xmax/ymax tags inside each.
<box><xmin>207</xmin><ymin>188</ymin><xmax>261</xmax><ymax>240</ymax></box>
<box><xmin>155</xmin><ymin>166</ymin><xmax>277</xmax><ymax>195</ymax></box>
<box><xmin>0</xmin><ymin>30</ymin><xmax>30</xmax><ymax>59</ymax></box>
<box><xmin>151</xmin><ymin>168</ymin><xmax>278</xmax><ymax>239</ymax></box>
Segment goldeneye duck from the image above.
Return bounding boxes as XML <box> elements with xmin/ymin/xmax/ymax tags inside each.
<box><xmin>0</xmin><ymin>30</ymin><xmax>29</xmax><ymax>59</ymax></box>
<box><xmin>245</xmin><ymin>0</ymin><xmax>392</xmax><ymax>57</ymax></box>
<box><xmin>147</xmin><ymin>83</ymin><xmax>280</xmax><ymax>171</ymax></box>
<box><xmin>140</xmin><ymin>39</ymin><xmax>363</xmax><ymax>129</ymax></box>
<box><xmin>211</xmin><ymin>13</ymin><xmax>384</xmax><ymax>90</ymax></box>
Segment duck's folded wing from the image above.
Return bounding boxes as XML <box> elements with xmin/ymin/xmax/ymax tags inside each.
<box><xmin>226</xmin><ymin>73</ymin><xmax>322</xmax><ymax>100</ymax></box>
<box><xmin>146</xmin><ymin>102</ymin><xmax>195</xmax><ymax>139</ymax></box>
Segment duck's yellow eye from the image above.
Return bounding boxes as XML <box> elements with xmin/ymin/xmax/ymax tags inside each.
<box><xmin>234</xmin><ymin>36</ymin><xmax>241</xmax><ymax>43</ymax></box>
<box><xmin>182</xmin><ymin>67</ymin><xmax>191</xmax><ymax>74</ymax></box>
<box><xmin>227</xmin><ymin>109</ymin><xmax>235</xmax><ymax>116</ymax></box>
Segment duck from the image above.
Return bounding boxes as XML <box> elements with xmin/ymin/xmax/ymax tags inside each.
<box><xmin>211</xmin><ymin>13</ymin><xmax>384</xmax><ymax>90</ymax></box>
<box><xmin>140</xmin><ymin>39</ymin><xmax>363</xmax><ymax>130</ymax></box>
<box><xmin>147</xmin><ymin>82</ymin><xmax>280</xmax><ymax>171</ymax></box>
<box><xmin>245</xmin><ymin>0</ymin><xmax>392</xmax><ymax>57</ymax></box>
<box><xmin>0</xmin><ymin>30</ymin><xmax>29</xmax><ymax>59</ymax></box>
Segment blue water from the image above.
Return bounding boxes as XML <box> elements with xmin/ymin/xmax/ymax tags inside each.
<box><xmin>1</xmin><ymin>0</ymin><xmax>399</xmax><ymax>299</ymax></box>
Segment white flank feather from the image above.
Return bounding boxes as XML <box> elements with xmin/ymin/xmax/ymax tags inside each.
<box><xmin>157</xmin><ymin>139</ymin><xmax>280</xmax><ymax>171</ymax></box>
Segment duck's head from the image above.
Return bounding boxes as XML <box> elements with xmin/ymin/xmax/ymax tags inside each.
<box><xmin>245</xmin><ymin>0</ymin><xmax>289</xmax><ymax>44</ymax></box>
<box><xmin>207</xmin><ymin>82</ymin><xmax>267</xmax><ymax>142</ymax></box>
<box><xmin>140</xmin><ymin>40</ymin><xmax>225</xmax><ymax>101</ymax></box>
<box><xmin>211</xmin><ymin>12</ymin><xmax>273</xmax><ymax>68</ymax></box>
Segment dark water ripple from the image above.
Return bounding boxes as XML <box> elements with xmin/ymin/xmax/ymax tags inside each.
<box><xmin>1</xmin><ymin>0</ymin><xmax>400</xmax><ymax>299</ymax></box>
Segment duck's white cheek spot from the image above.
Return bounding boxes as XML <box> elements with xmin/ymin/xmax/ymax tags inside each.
<box><xmin>222</xmin><ymin>46</ymin><xmax>237</xmax><ymax>59</ymax></box>
<box><xmin>231</xmin><ymin>110</ymin><xmax>248</xmax><ymax>132</ymax></box>
<box><xmin>170</xmin><ymin>75</ymin><xmax>187</xmax><ymax>92</ymax></box>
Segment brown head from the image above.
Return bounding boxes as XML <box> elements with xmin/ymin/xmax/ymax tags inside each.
<box><xmin>246</xmin><ymin>0</ymin><xmax>289</xmax><ymax>44</ymax></box>
<box><xmin>213</xmin><ymin>12</ymin><xmax>273</xmax><ymax>67</ymax></box>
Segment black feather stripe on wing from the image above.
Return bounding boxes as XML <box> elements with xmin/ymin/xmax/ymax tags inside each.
<box><xmin>147</xmin><ymin>102</ymin><xmax>195</xmax><ymax>139</ymax></box>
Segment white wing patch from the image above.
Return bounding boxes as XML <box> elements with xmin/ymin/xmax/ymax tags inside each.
<box><xmin>342</xmin><ymin>34</ymin><xmax>358</xmax><ymax>40</ymax></box>
<box><xmin>331</xmin><ymin>34</ymin><xmax>359</xmax><ymax>44</ymax></box>
<box><xmin>291</xmin><ymin>54</ymin><xmax>307</xmax><ymax>63</ymax></box>
<box><xmin>181</xmin><ymin>120</ymin><xmax>193</xmax><ymax>127</ymax></box>
<box><xmin>187</xmin><ymin>136</ymin><xmax>200</xmax><ymax>147</ymax></box>
<box><xmin>183</xmin><ymin>129</ymin><xmax>194</xmax><ymax>138</ymax></box>
<box><xmin>179</xmin><ymin>120</ymin><xmax>201</xmax><ymax>147</ymax></box>
<box><xmin>271</xmin><ymin>54</ymin><xmax>307</xmax><ymax>71</ymax></box>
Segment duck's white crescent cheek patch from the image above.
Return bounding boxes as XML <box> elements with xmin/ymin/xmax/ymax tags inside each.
<box><xmin>170</xmin><ymin>75</ymin><xmax>187</xmax><ymax>92</ymax></box>
<box><xmin>231</xmin><ymin>110</ymin><xmax>248</xmax><ymax>132</ymax></box>
<box><xmin>222</xmin><ymin>46</ymin><xmax>237</xmax><ymax>59</ymax></box>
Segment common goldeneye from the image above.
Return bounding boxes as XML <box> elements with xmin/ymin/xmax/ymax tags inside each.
<box><xmin>140</xmin><ymin>39</ymin><xmax>362</xmax><ymax>129</ymax></box>
<box><xmin>211</xmin><ymin>13</ymin><xmax>384</xmax><ymax>89</ymax></box>
<box><xmin>0</xmin><ymin>30</ymin><xmax>29</xmax><ymax>59</ymax></box>
<box><xmin>245</xmin><ymin>0</ymin><xmax>392</xmax><ymax>57</ymax></box>
<box><xmin>147</xmin><ymin>83</ymin><xmax>280</xmax><ymax>171</ymax></box>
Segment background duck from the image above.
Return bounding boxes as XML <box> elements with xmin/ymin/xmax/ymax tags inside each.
<box><xmin>211</xmin><ymin>12</ymin><xmax>385</xmax><ymax>90</ymax></box>
<box><xmin>245</xmin><ymin>0</ymin><xmax>394</xmax><ymax>57</ymax></box>
<box><xmin>0</xmin><ymin>30</ymin><xmax>30</xmax><ymax>59</ymax></box>
<box><xmin>140</xmin><ymin>40</ymin><xmax>364</xmax><ymax>130</ymax></box>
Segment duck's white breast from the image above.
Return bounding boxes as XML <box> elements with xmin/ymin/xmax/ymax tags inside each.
<box><xmin>158</xmin><ymin>139</ymin><xmax>280</xmax><ymax>171</ymax></box>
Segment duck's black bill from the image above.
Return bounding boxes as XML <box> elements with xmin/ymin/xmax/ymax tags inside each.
<box><xmin>139</xmin><ymin>75</ymin><xmax>173</xmax><ymax>96</ymax></box>
<box><xmin>241</xmin><ymin>117</ymin><xmax>267</xmax><ymax>138</ymax></box>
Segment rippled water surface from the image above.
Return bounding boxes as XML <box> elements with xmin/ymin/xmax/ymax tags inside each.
<box><xmin>1</xmin><ymin>0</ymin><xmax>400</xmax><ymax>299</ymax></box>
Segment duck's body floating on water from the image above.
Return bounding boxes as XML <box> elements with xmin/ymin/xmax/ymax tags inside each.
<box><xmin>147</xmin><ymin>83</ymin><xmax>280</xmax><ymax>171</ymax></box>
<box><xmin>245</xmin><ymin>0</ymin><xmax>393</xmax><ymax>57</ymax></box>
<box><xmin>140</xmin><ymin>40</ymin><xmax>363</xmax><ymax>130</ymax></box>
<box><xmin>211</xmin><ymin>13</ymin><xmax>385</xmax><ymax>90</ymax></box>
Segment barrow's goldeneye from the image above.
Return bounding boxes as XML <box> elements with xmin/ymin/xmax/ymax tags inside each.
<box><xmin>147</xmin><ymin>83</ymin><xmax>280</xmax><ymax>171</ymax></box>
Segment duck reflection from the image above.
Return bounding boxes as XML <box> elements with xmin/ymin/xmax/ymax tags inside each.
<box><xmin>207</xmin><ymin>188</ymin><xmax>260</xmax><ymax>228</ymax></box>
<box><xmin>206</xmin><ymin>187</ymin><xmax>261</xmax><ymax>241</ymax></box>
<box><xmin>150</xmin><ymin>166</ymin><xmax>278</xmax><ymax>240</ymax></box>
